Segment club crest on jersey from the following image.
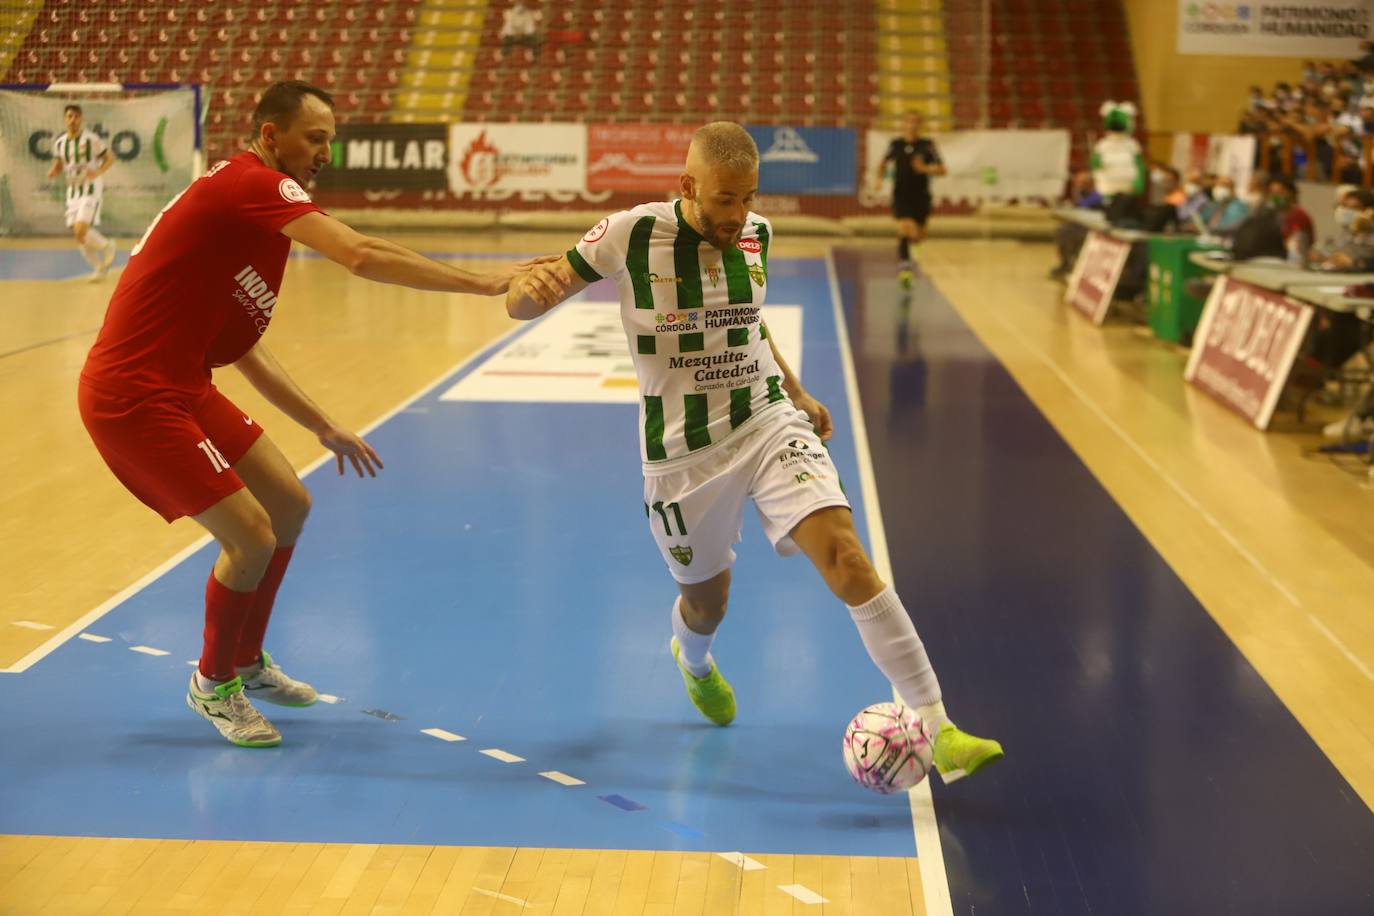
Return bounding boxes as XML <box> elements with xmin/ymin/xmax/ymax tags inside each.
<box><xmin>705</xmin><ymin>265</ymin><xmax>721</xmax><ymax>287</ymax></box>
<box><xmin>748</xmin><ymin>263</ymin><xmax>766</xmax><ymax>287</ymax></box>
<box><xmin>737</xmin><ymin>238</ymin><xmax>762</xmax><ymax>254</ymax></box>
<box><xmin>669</xmin><ymin>545</ymin><xmax>693</xmax><ymax>566</ymax></box>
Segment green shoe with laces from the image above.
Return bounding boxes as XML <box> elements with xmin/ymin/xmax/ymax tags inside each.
<box><xmin>670</xmin><ymin>637</ymin><xmax>736</xmax><ymax>726</ymax></box>
<box><xmin>932</xmin><ymin>722</ymin><xmax>1004</xmax><ymax>783</ymax></box>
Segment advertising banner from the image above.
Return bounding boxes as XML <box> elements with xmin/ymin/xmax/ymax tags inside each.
<box><xmin>1184</xmin><ymin>276</ymin><xmax>1315</xmax><ymax>429</ymax></box>
<box><xmin>746</xmin><ymin>126</ymin><xmax>858</xmax><ymax>196</ymax></box>
<box><xmin>1064</xmin><ymin>230</ymin><xmax>1132</xmax><ymax>325</ymax></box>
<box><xmin>315</xmin><ymin>123</ymin><xmax>448</xmax><ymax>191</ymax></box>
<box><xmin>0</xmin><ymin>88</ymin><xmax>196</xmax><ymax>235</ymax></box>
<box><xmin>863</xmin><ymin>128</ymin><xmax>1069</xmax><ymax>203</ymax></box>
<box><xmin>1177</xmin><ymin>0</ymin><xmax>1372</xmax><ymax>57</ymax></box>
<box><xmin>586</xmin><ymin>123</ymin><xmax>694</xmax><ymax>192</ymax></box>
<box><xmin>447</xmin><ymin>123</ymin><xmax>587</xmax><ymax>194</ymax></box>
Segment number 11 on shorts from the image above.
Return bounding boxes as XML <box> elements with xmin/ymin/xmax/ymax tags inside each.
<box><xmin>646</xmin><ymin>500</ymin><xmax>688</xmax><ymax>536</ymax></box>
<box><xmin>197</xmin><ymin>438</ymin><xmax>230</xmax><ymax>473</ymax></box>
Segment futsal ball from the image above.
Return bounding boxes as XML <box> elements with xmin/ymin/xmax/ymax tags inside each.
<box><xmin>842</xmin><ymin>702</ymin><xmax>933</xmax><ymax>793</ymax></box>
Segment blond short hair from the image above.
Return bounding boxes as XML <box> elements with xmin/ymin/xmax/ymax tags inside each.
<box><xmin>689</xmin><ymin>121</ymin><xmax>759</xmax><ymax>173</ymax></box>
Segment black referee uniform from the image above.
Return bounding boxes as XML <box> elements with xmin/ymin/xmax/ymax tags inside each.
<box><xmin>884</xmin><ymin>136</ymin><xmax>942</xmax><ymax>226</ymax></box>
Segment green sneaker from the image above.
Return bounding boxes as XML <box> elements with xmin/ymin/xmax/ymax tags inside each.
<box><xmin>670</xmin><ymin>637</ymin><xmax>736</xmax><ymax>726</ymax></box>
<box><xmin>932</xmin><ymin>723</ymin><xmax>1004</xmax><ymax>783</ymax></box>
<box><xmin>898</xmin><ymin>268</ymin><xmax>914</xmax><ymax>289</ymax></box>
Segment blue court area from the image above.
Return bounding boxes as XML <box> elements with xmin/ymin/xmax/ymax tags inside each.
<box><xmin>0</xmin><ymin>258</ymin><xmax>917</xmax><ymax>857</ymax></box>
<box><xmin>0</xmin><ymin>245</ymin><xmax>132</xmax><ymax>280</ymax></box>
<box><xmin>834</xmin><ymin>247</ymin><xmax>1374</xmax><ymax>915</ymax></box>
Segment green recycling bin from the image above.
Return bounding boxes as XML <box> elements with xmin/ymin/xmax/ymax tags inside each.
<box><xmin>1146</xmin><ymin>236</ymin><xmax>1219</xmax><ymax>344</ymax></box>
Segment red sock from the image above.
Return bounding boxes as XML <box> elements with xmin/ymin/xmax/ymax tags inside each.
<box><xmin>234</xmin><ymin>545</ymin><xmax>295</xmax><ymax>668</ymax></box>
<box><xmin>200</xmin><ymin>573</ymin><xmax>256</xmax><ymax>681</ymax></box>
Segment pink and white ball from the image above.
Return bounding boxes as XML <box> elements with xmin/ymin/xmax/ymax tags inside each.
<box><xmin>842</xmin><ymin>702</ymin><xmax>934</xmax><ymax>793</ymax></box>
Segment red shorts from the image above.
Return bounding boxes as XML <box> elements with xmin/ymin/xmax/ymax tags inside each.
<box><xmin>78</xmin><ymin>381</ymin><xmax>265</xmax><ymax>522</ymax></box>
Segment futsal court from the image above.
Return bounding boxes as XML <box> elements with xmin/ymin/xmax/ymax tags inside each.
<box><xmin>2</xmin><ymin>230</ymin><xmax>1372</xmax><ymax>914</ymax></box>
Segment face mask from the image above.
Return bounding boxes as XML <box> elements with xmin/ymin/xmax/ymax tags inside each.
<box><xmin>1184</xmin><ymin>182</ymin><xmax>1201</xmax><ymax>196</ymax></box>
<box><xmin>1270</xmin><ymin>195</ymin><xmax>1289</xmax><ymax>208</ymax></box>
<box><xmin>1213</xmin><ymin>186</ymin><xmax>1233</xmax><ymax>202</ymax></box>
<box><xmin>1336</xmin><ymin>206</ymin><xmax>1356</xmax><ymax>227</ymax></box>
<box><xmin>1322</xmin><ymin>84</ymin><xmax>1338</xmax><ymax>98</ymax></box>
<box><xmin>1151</xmin><ymin>169</ymin><xmax>1168</xmax><ymax>184</ymax></box>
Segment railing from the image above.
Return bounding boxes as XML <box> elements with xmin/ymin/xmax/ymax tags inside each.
<box><xmin>1254</xmin><ymin>131</ymin><xmax>1374</xmax><ymax>186</ymax></box>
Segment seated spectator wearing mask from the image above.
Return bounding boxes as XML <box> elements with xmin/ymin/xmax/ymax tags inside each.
<box><xmin>1314</xmin><ymin>187</ymin><xmax>1374</xmax><ymax>271</ymax></box>
<box><xmin>1200</xmin><ymin>177</ymin><xmax>1250</xmax><ymax>235</ymax></box>
<box><xmin>1178</xmin><ymin>171</ymin><xmax>1212</xmax><ymax>223</ymax></box>
<box><xmin>1269</xmin><ymin>177</ymin><xmax>1314</xmax><ymax>265</ymax></box>
<box><xmin>1067</xmin><ymin>170</ymin><xmax>1103</xmax><ymax>209</ymax></box>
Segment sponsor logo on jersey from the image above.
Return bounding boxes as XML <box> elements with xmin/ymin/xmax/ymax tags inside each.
<box><xmin>584</xmin><ymin>217</ymin><xmax>610</xmax><ymax>243</ymax></box>
<box><xmin>646</xmin><ymin>272</ymin><xmax>682</xmax><ymax>285</ymax></box>
<box><xmin>787</xmin><ymin>439</ymin><xmax>810</xmax><ymax>450</ymax></box>
<box><xmin>279</xmin><ymin>178</ymin><xmax>311</xmax><ymax>203</ymax></box>
<box><xmin>705</xmin><ymin>265</ymin><xmax>721</xmax><ymax>287</ymax></box>
<box><xmin>748</xmin><ymin>263</ymin><xmax>767</xmax><ymax>287</ymax></box>
<box><xmin>737</xmin><ymin>238</ymin><xmax>762</xmax><ymax>254</ymax></box>
<box><xmin>705</xmin><ymin>307</ymin><xmax>759</xmax><ymax>329</ymax></box>
<box><xmin>654</xmin><ymin>311</ymin><xmax>699</xmax><ymax>332</ymax></box>
<box><xmin>669</xmin><ymin>545</ymin><xmax>693</xmax><ymax>566</ymax></box>
<box><xmin>794</xmin><ymin>471</ymin><xmax>827</xmax><ymax>485</ymax></box>
<box><xmin>232</xmin><ymin>264</ymin><xmax>279</xmax><ymax>333</ymax></box>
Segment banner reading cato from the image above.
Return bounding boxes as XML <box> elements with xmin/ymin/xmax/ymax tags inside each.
<box><xmin>587</xmin><ymin>124</ymin><xmax>694</xmax><ymax>193</ymax></box>
<box><xmin>1177</xmin><ymin>0</ymin><xmax>1371</xmax><ymax>57</ymax></box>
<box><xmin>1184</xmin><ymin>276</ymin><xmax>1315</xmax><ymax>430</ymax></box>
<box><xmin>1064</xmin><ymin>230</ymin><xmax>1132</xmax><ymax>325</ymax></box>
<box><xmin>447</xmin><ymin>123</ymin><xmax>587</xmax><ymax>194</ymax></box>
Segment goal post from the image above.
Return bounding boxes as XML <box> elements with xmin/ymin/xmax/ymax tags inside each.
<box><xmin>0</xmin><ymin>82</ymin><xmax>204</xmax><ymax>237</ymax></box>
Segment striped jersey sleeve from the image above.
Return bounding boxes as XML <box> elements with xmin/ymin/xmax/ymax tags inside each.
<box><xmin>566</xmin><ymin>210</ymin><xmax>641</xmax><ymax>283</ymax></box>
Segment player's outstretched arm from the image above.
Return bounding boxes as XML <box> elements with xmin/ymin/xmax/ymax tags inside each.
<box><xmin>281</xmin><ymin>211</ymin><xmax>530</xmax><ymax>298</ymax></box>
<box><xmin>506</xmin><ymin>254</ymin><xmax>585</xmax><ymax>320</ymax></box>
<box><xmin>234</xmin><ymin>340</ymin><xmax>382</xmax><ymax>477</ymax></box>
<box><xmin>763</xmin><ymin>320</ymin><xmax>833</xmax><ymax>440</ymax></box>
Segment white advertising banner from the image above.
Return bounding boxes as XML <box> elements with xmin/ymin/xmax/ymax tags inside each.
<box><xmin>1177</xmin><ymin>0</ymin><xmax>1373</xmax><ymax>57</ymax></box>
<box><xmin>447</xmin><ymin>123</ymin><xmax>587</xmax><ymax>194</ymax></box>
<box><xmin>864</xmin><ymin>129</ymin><xmax>1070</xmax><ymax>204</ymax></box>
<box><xmin>1170</xmin><ymin>133</ymin><xmax>1256</xmax><ymax>191</ymax></box>
<box><xmin>0</xmin><ymin>88</ymin><xmax>197</xmax><ymax>236</ymax></box>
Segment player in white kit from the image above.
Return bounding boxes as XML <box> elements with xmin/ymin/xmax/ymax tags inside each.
<box><xmin>46</xmin><ymin>103</ymin><xmax>117</xmax><ymax>281</ymax></box>
<box><xmin>506</xmin><ymin>122</ymin><xmax>1003</xmax><ymax>782</ymax></box>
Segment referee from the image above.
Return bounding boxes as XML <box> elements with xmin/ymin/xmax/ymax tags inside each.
<box><xmin>873</xmin><ymin>111</ymin><xmax>945</xmax><ymax>287</ymax></box>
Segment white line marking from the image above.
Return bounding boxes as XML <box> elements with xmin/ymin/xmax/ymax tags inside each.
<box><xmin>538</xmin><ymin>770</ymin><xmax>585</xmax><ymax>786</ymax></box>
<box><xmin>470</xmin><ymin>887</ymin><xmax>529</xmax><ymax>906</ymax></box>
<box><xmin>317</xmin><ymin>694</ymin><xmax>342</xmax><ymax>705</ymax></box>
<box><xmin>186</xmin><ymin>660</ymin><xmax>198</xmax><ymax>666</ymax></box>
<box><xmin>12</xmin><ymin>621</ymin><xmax>55</xmax><ymax>630</ymax></box>
<box><xmin>479</xmin><ymin>748</ymin><xmax>524</xmax><ymax>763</ymax></box>
<box><xmin>717</xmin><ymin>852</ymin><xmax>766</xmax><ymax>871</ymax></box>
<box><xmin>421</xmin><ymin>728</ymin><xmax>465</xmax><ymax>742</ymax></box>
<box><xmin>778</xmin><ymin>884</ymin><xmax>828</xmax><ymax>904</ymax></box>
<box><xmin>129</xmin><ymin>646</ymin><xmax>169</xmax><ymax>657</ymax></box>
<box><xmin>826</xmin><ymin>248</ymin><xmax>954</xmax><ymax>916</ymax></box>
<box><xmin>1</xmin><ymin>323</ymin><xmax>534</xmax><ymax>675</ymax></box>
<box><xmin>970</xmin><ymin>294</ymin><xmax>1374</xmax><ymax>687</ymax></box>
<box><xmin>77</xmin><ymin>634</ymin><xmax>111</xmax><ymax>643</ymax></box>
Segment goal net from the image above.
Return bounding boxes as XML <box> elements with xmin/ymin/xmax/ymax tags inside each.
<box><xmin>0</xmin><ymin>83</ymin><xmax>202</xmax><ymax>236</ymax></box>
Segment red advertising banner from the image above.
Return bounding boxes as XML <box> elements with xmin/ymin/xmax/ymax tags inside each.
<box><xmin>1064</xmin><ymin>230</ymin><xmax>1132</xmax><ymax>325</ymax></box>
<box><xmin>1183</xmin><ymin>276</ymin><xmax>1314</xmax><ymax>430</ymax></box>
<box><xmin>586</xmin><ymin>124</ymin><xmax>694</xmax><ymax>192</ymax></box>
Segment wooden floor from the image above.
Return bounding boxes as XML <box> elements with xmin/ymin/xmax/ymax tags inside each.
<box><xmin>3</xmin><ymin>232</ymin><xmax>1372</xmax><ymax>914</ymax></box>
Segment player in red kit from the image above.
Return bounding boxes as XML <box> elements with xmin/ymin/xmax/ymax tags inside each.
<box><xmin>78</xmin><ymin>81</ymin><xmax>559</xmax><ymax>747</ymax></box>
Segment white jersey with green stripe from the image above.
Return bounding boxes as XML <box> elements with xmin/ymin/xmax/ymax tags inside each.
<box><xmin>52</xmin><ymin>129</ymin><xmax>108</xmax><ymax>201</ymax></box>
<box><xmin>568</xmin><ymin>199</ymin><xmax>785</xmax><ymax>465</ymax></box>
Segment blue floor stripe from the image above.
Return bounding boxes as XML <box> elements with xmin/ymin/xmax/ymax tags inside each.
<box><xmin>834</xmin><ymin>247</ymin><xmax>1374</xmax><ymax>915</ymax></box>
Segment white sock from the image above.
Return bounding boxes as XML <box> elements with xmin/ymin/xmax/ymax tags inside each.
<box><xmin>84</xmin><ymin>227</ymin><xmax>108</xmax><ymax>249</ymax></box>
<box><xmin>847</xmin><ymin>586</ymin><xmax>943</xmax><ymax>711</ymax></box>
<box><xmin>671</xmin><ymin>596</ymin><xmax>715</xmax><ymax>678</ymax></box>
<box><xmin>917</xmin><ymin>699</ymin><xmax>951</xmax><ymax>733</ymax></box>
<box><xmin>195</xmin><ymin>671</ymin><xmax>229</xmax><ymax>693</ymax></box>
<box><xmin>78</xmin><ymin>239</ymin><xmax>100</xmax><ymax>268</ymax></box>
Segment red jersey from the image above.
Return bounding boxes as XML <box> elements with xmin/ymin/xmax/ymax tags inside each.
<box><xmin>80</xmin><ymin>152</ymin><xmax>322</xmax><ymax>398</ymax></box>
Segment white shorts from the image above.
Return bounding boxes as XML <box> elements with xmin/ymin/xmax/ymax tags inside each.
<box><xmin>64</xmin><ymin>193</ymin><xmax>102</xmax><ymax>228</ymax></box>
<box><xmin>642</xmin><ymin>404</ymin><xmax>851</xmax><ymax>585</ymax></box>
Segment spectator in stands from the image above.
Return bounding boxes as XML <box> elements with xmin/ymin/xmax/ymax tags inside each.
<box><xmin>1049</xmin><ymin>171</ymin><xmax>1101</xmax><ymax>279</ymax></box>
<box><xmin>500</xmin><ymin>2</ymin><xmax>542</xmax><ymax>52</ymax></box>
<box><xmin>1269</xmin><ymin>176</ymin><xmax>1314</xmax><ymax>265</ymax></box>
<box><xmin>1149</xmin><ymin>165</ymin><xmax>1185</xmax><ymax>208</ymax></box>
<box><xmin>1249</xmin><ymin>85</ymin><xmax>1265</xmax><ymax>110</ymax></box>
<box><xmin>1178</xmin><ymin>171</ymin><xmax>1212</xmax><ymax>224</ymax></box>
<box><xmin>1200</xmin><ymin>176</ymin><xmax>1249</xmax><ymax>236</ymax></box>
<box><xmin>1066</xmin><ymin>169</ymin><xmax>1102</xmax><ymax>209</ymax></box>
<box><xmin>1312</xmin><ymin>187</ymin><xmax>1374</xmax><ymax>271</ymax></box>
<box><xmin>1357</xmin><ymin>40</ymin><xmax>1374</xmax><ymax>74</ymax></box>
<box><xmin>1240</xmin><ymin>171</ymin><xmax>1268</xmax><ymax>209</ymax></box>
